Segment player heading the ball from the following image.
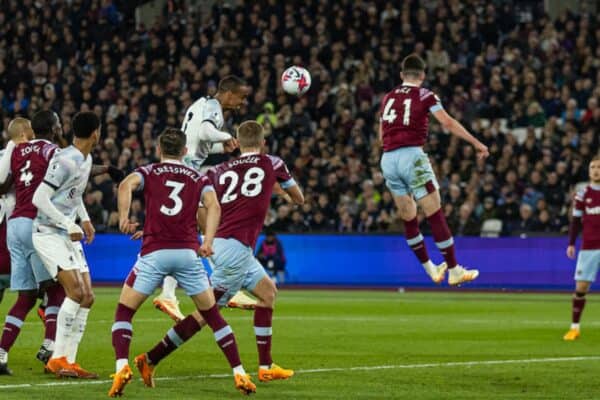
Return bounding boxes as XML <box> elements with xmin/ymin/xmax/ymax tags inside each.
<box><xmin>379</xmin><ymin>54</ymin><xmax>489</xmax><ymax>285</ymax></box>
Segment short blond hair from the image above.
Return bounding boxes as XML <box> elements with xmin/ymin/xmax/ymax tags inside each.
<box><xmin>7</xmin><ymin>117</ymin><xmax>31</xmax><ymax>140</ymax></box>
<box><xmin>237</xmin><ymin>120</ymin><xmax>264</xmax><ymax>149</ymax></box>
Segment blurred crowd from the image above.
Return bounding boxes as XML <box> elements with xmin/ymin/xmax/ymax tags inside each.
<box><xmin>0</xmin><ymin>0</ymin><xmax>598</xmax><ymax>236</ymax></box>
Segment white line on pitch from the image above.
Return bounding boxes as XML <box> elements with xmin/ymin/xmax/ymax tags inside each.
<box><xmin>22</xmin><ymin>315</ymin><xmax>600</xmax><ymax>327</ymax></box>
<box><xmin>1</xmin><ymin>356</ymin><xmax>599</xmax><ymax>390</ymax></box>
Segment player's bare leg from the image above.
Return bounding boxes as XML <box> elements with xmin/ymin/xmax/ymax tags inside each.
<box><xmin>564</xmin><ymin>280</ymin><xmax>591</xmax><ymax>341</ymax></box>
<box><xmin>251</xmin><ymin>276</ymin><xmax>294</xmax><ymax>382</ymax></box>
<box><xmin>152</xmin><ymin>275</ymin><xmax>185</xmax><ymax>322</ymax></box>
<box><xmin>417</xmin><ymin>191</ymin><xmax>479</xmax><ymax>285</ymax></box>
<box><xmin>394</xmin><ymin>194</ymin><xmax>446</xmax><ymax>283</ymax></box>
<box><xmin>108</xmin><ymin>284</ymin><xmax>147</xmax><ymax>397</ymax></box>
<box><xmin>47</xmin><ymin>269</ymin><xmax>97</xmax><ymax>379</ymax></box>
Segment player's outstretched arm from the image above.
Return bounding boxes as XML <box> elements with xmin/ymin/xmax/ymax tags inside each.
<box><xmin>90</xmin><ymin>164</ymin><xmax>126</xmax><ymax>183</ymax></box>
<box><xmin>432</xmin><ymin>108</ymin><xmax>489</xmax><ymax>159</ymax></box>
<box><xmin>197</xmin><ymin>121</ymin><xmax>233</xmax><ymax>143</ymax></box>
<box><xmin>198</xmin><ymin>190</ymin><xmax>220</xmax><ymax>257</ymax></box>
<box><xmin>117</xmin><ymin>172</ymin><xmax>142</xmax><ymax>234</ymax></box>
<box><xmin>284</xmin><ymin>184</ymin><xmax>304</xmax><ymax>205</ymax></box>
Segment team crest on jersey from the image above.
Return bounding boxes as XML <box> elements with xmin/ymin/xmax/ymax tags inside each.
<box><xmin>586</xmin><ymin>198</ymin><xmax>592</xmax><ymax>203</ymax></box>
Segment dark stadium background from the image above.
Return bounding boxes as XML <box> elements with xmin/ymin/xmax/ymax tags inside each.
<box><xmin>0</xmin><ymin>0</ymin><xmax>598</xmax><ymax>288</ymax></box>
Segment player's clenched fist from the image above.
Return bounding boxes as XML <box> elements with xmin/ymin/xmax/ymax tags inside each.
<box><xmin>119</xmin><ymin>218</ymin><xmax>139</xmax><ymax>235</ymax></box>
<box><xmin>198</xmin><ymin>243</ymin><xmax>214</xmax><ymax>258</ymax></box>
<box><xmin>566</xmin><ymin>245</ymin><xmax>576</xmax><ymax>259</ymax></box>
<box><xmin>475</xmin><ymin>142</ymin><xmax>489</xmax><ymax>159</ymax></box>
<box><xmin>82</xmin><ymin>220</ymin><xmax>96</xmax><ymax>244</ymax></box>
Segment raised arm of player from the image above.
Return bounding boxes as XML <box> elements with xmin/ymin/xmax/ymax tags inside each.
<box><xmin>0</xmin><ymin>141</ymin><xmax>16</xmax><ymax>184</ymax></box>
<box><xmin>432</xmin><ymin>108</ymin><xmax>489</xmax><ymax>159</ymax></box>
<box><xmin>198</xmin><ymin>189</ymin><xmax>220</xmax><ymax>258</ymax></box>
<box><xmin>117</xmin><ymin>172</ymin><xmax>142</xmax><ymax>235</ymax></box>
<box><xmin>90</xmin><ymin>164</ymin><xmax>126</xmax><ymax>183</ymax></box>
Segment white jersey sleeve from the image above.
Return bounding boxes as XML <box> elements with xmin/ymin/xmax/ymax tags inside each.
<box><xmin>0</xmin><ymin>141</ymin><xmax>16</xmax><ymax>184</ymax></box>
<box><xmin>182</xmin><ymin>97</ymin><xmax>231</xmax><ymax>170</ymax></box>
<box><xmin>35</xmin><ymin>146</ymin><xmax>92</xmax><ymax>232</ymax></box>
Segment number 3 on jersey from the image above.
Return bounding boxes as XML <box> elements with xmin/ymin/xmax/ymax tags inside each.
<box><xmin>160</xmin><ymin>180</ymin><xmax>184</xmax><ymax>216</ymax></box>
<box><xmin>382</xmin><ymin>98</ymin><xmax>411</xmax><ymax>126</ymax></box>
<box><xmin>220</xmin><ymin>167</ymin><xmax>265</xmax><ymax>204</ymax></box>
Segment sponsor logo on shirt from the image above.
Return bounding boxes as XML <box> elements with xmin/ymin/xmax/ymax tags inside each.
<box><xmin>585</xmin><ymin>206</ymin><xmax>600</xmax><ymax>215</ymax></box>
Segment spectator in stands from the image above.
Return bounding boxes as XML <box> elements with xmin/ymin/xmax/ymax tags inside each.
<box><xmin>256</xmin><ymin>229</ymin><xmax>287</xmax><ymax>284</ymax></box>
<box><xmin>451</xmin><ymin>203</ymin><xmax>481</xmax><ymax>237</ymax></box>
<box><xmin>0</xmin><ymin>0</ymin><xmax>594</xmax><ymax>237</ymax></box>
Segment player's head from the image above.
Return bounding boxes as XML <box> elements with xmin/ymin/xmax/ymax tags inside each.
<box><xmin>401</xmin><ymin>54</ymin><xmax>426</xmax><ymax>83</ymax></box>
<box><xmin>157</xmin><ymin>128</ymin><xmax>187</xmax><ymax>160</ymax></box>
<box><xmin>237</xmin><ymin>120</ymin><xmax>264</xmax><ymax>152</ymax></box>
<box><xmin>72</xmin><ymin>111</ymin><xmax>101</xmax><ymax>146</ymax></box>
<box><xmin>31</xmin><ymin>110</ymin><xmax>62</xmax><ymax>141</ymax></box>
<box><xmin>590</xmin><ymin>154</ymin><xmax>600</xmax><ymax>184</ymax></box>
<box><xmin>216</xmin><ymin>75</ymin><xmax>250</xmax><ymax>111</ymax></box>
<box><xmin>7</xmin><ymin>117</ymin><xmax>34</xmax><ymax>143</ymax></box>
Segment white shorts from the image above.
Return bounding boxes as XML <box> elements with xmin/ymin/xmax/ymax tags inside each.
<box><xmin>32</xmin><ymin>227</ymin><xmax>89</xmax><ymax>277</ymax></box>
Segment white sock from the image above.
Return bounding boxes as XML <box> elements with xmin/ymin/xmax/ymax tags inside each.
<box><xmin>42</xmin><ymin>339</ymin><xmax>54</xmax><ymax>351</ymax></box>
<box><xmin>233</xmin><ymin>365</ymin><xmax>246</xmax><ymax>376</ymax></box>
<box><xmin>54</xmin><ymin>297</ymin><xmax>80</xmax><ymax>359</ymax></box>
<box><xmin>66</xmin><ymin>307</ymin><xmax>90</xmax><ymax>363</ymax></box>
<box><xmin>116</xmin><ymin>358</ymin><xmax>128</xmax><ymax>372</ymax></box>
<box><xmin>160</xmin><ymin>276</ymin><xmax>178</xmax><ymax>300</ymax></box>
<box><xmin>259</xmin><ymin>365</ymin><xmax>271</xmax><ymax>370</ymax></box>
<box><xmin>422</xmin><ymin>260</ymin><xmax>435</xmax><ymax>273</ymax></box>
<box><xmin>571</xmin><ymin>323</ymin><xmax>580</xmax><ymax>330</ymax></box>
<box><xmin>0</xmin><ymin>348</ymin><xmax>7</xmax><ymax>364</ymax></box>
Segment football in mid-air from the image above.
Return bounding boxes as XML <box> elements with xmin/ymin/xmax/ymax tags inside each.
<box><xmin>281</xmin><ymin>66</ymin><xmax>311</xmax><ymax>95</ymax></box>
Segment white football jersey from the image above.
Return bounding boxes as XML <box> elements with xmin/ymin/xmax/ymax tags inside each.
<box><xmin>0</xmin><ymin>149</ymin><xmax>15</xmax><ymax>223</ymax></box>
<box><xmin>35</xmin><ymin>145</ymin><xmax>92</xmax><ymax>232</ymax></box>
<box><xmin>182</xmin><ymin>96</ymin><xmax>225</xmax><ymax>170</ymax></box>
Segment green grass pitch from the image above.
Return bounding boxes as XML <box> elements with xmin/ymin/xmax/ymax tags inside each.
<box><xmin>0</xmin><ymin>288</ymin><xmax>600</xmax><ymax>399</ymax></box>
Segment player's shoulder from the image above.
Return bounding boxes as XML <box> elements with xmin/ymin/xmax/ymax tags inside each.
<box><xmin>265</xmin><ymin>154</ymin><xmax>285</xmax><ymax>169</ymax></box>
<box><xmin>576</xmin><ymin>185</ymin><xmax>591</xmax><ymax>200</ymax></box>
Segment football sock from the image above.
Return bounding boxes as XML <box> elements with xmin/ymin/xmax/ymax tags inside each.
<box><xmin>160</xmin><ymin>276</ymin><xmax>178</xmax><ymax>300</ymax></box>
<box><xmin>199</xmin><ymin>305</ymin><xmax>243</xmax><ymax>369</ymax></box>
<box><xmin>403</xmin><ymin>217</ymin><xmax>431</xmax><ymax>264</ymax></box>
<box><xmin>147</xmin><ymin>315</ymin><xmax>202</xmax><ymax>365</ymax></box>
<box><xmin>43</xmin><ymin>284</ymin><xmax>65</xmax><ymax>345</ymax></box>
<box><xmin>233</xmin><ymin>365</ymin><xmax>247</xmax><ymax>375</ymax></box>
<box><xmin>53</xmin><ymin>297</ymin><xmax>80</xmax><ymax>359</ymax></box>
<box><xmin>572</xmin><ymin>293</ymin><xmax>586</xmax><ymax>328</ymax></box>
<box><xmin>427</xmin><ymin>209</ymin><xmax>458</xmax><ymax>268</ymax></box>
<box><xmin>66</xmin><ymin>307</ymin><xmax>90</xmax><ymax>363</ymax></box>
<box><xmin>0</xmin><ymin>294</ymin><xmax>37</xmax><ymax>354</ymax></box>
<box><xmin>111</xmin><ymin>303</ymin><xmax>136</xmax><ymax>371</ymax></box>
<box><xmin>254</xmin><ymin>306</ymin><xmax>273</xmax><ymax>368</ymax></box>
